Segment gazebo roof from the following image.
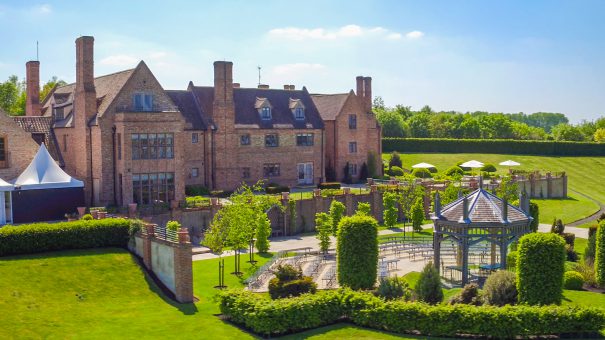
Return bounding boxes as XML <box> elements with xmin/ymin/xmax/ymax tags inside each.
<box><xmin>434</xmin><ymin>188</ymin><xmax>531</xmax><ymax>225</ymax></box>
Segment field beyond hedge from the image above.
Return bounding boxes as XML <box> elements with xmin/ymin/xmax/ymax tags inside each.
<box><xmin>383</xmin><ymin>153</ymin><xmax>605</xmax><ymax>224</ymax></box>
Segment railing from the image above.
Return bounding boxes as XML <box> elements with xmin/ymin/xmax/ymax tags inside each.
<box><xmin>154</xmin><ymin>225</ymin><xmax>178</xmax><ymax>242</ymax></box>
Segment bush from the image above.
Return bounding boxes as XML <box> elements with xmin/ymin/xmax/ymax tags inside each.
<box><xmin>428</xmin><ymin>166</ymin><xmax>438</xmax><ymax>173</ymax></box>
<box><xmin>517</xmin><ymin>233</ymin><xmax>566</xmax><ymax>305</ymax></box>
<box><xmin>449</xmin><ymin>283</ymin><xmax>482</xmax><ymax>306</ymax></box>
<box><xmin>318</xmin><ymin>182</ymin><xmax>341</xmax><ymax>190</ymax></box>
<box><xmin>585</xmin><ymin>232</ymin><xmax>596</xmax><ymax>263</ymax></box>
<box><xmin>382</xmin><ymin>137</ymin><xmax>605</xmax><ymax>156</ymax></box>
<box><xmin>166</xmin><ymin>220</ymin><xmax>181</xmax><ymax>231</ymax></box>
<box><xmin>529</xmin><ymin>201</ymin><xmax>539</xmax><ymax>232</ymax></box>
<box><xmin>563</xmin><ymin>271</ymin><xmax>585</xmax><ymax>290</ymax></box>
<box><xmin>388</xmin><ymin>151</ymin><xmax>402</xmax><ymax>168</ymax></box>
<box><xmin>329</xmin><ymin>200</ymin><xmax>346</xmax><ymax>236</ymax></box>
<box><xmin>410</xmin><ymin>197</ymin><xmax>424</xmax><ymax>232</ymax></box>
<box><xmin>337</xmin><ymin>215</ymin><xmax>379</xmax><ymax>290</ymax></box>
<box><xmin>483</xmin><ymin>270</ymin><xmax>517</xmax><ymax>306</ymax></box>
<box><xmin>562</xmin><ymin>232</ymin><xmax>575</xmax><ymax>247</ymax></box>
<box><xmin>185</xmin><ymin>196</ymin><xmax>210</xmax><ymax>208</ymax></box>
<box><xmin>268</xmin><ymin>264</ymin><xmax>317</xmax><ymax>299</ymax></box>
<box><xmin>0</xmin><ymin>219</ymin><xmax>132</xmax><ymax>256</ymax></box>
<box><xmin>356</xmin><ymin>202</ymin><xmax>371</xmax><ymax>216</ymax></box>
<box><xmin>415</xmin><ymin>262</ymin><xmax>443</xmax><ymax>305</ymax></box>
<box><xmin>596</xmin><ymin>220</ymin><xmax>605</xmax><ymax>286</ymax></box>
<box><xmin>481</xmin><ymin>163</ymin><xmax>497</xmax><ymax>172</ymax></box>
<box><xmin>566</xmin><ymin>244</ymin><xmax>579</xmax><ymax>262</ymax></box>
<box><xmin>266</xmin><ymin>184</ymin><xmax>290</xmax><ymax>194</ymax></box>
<box><xmin>551</xmin><ymin>218</ymin><xmax>565</xmax><ymax>234</ymax></box>
<box><xmin>374</xmin><ymin>276</ymin><xmax>411</xmax><ymax>301</ymax></box>
<box><xmin>444</xmin><ymin>166</ymin><xmax>464</xmax><ymax>176</ymax></box>
<box><xmin>388</xmin><ymin>166</ymin><xmax>405</xmax><ymax>177</ymax></box>
<box><xmin>217</xmin><ymin>288</ymin><xmax>605</xmax><ymax>338</ymax></box>
<box><xmin>81</xmin><ymin>214</ymin><xmax>94</xmax><ymax>221</ymax></box>
<box><xmin>382</xmin><ymin>192</ymin><xmax>398</xmax><ymax>228</ymax></box>
<box><xmin>412</xmin><ymin>168</ymin><xmax>432</xmax><ymax>178</ymax></box>
<box><xmin>185</xmin><ymin>185</ymin><xmax>210</xmax><ymax>196</ymax></box>
<box><xmin>506</xmin><ymin>250</ymin><xmax>518</xmax><ymax>270</ymax></box>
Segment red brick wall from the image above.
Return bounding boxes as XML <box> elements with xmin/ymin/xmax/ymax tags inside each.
<box><xmin>0</xmin><ymin>113</ymin><xmax>39</xmax><ymax>180</ymax></box>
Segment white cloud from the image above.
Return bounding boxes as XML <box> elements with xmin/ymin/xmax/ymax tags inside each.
<box><xmin>33</xmin><ymin>4</ymin><xmax>52</xmax><ymax>15</ymax></box>
<box><xmin>272</xmin><ymin>63</ymin><xmax>326</xmax><ymax>76</ymax></box>
<box><xmin>406</xmin><ymin>31</ymin><xmax>425</xmax><ymax>39</ymax></box>
<box><xmin>268</xmin><ymin>25</ymin><xmax>411</xmax><ymax>41</ymax></box>
<box><xmin>100</xmin><ymin>55</ymin><xmax>139</xmax><ymax>67</ymax></box>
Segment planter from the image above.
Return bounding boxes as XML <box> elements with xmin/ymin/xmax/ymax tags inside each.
<box><xmin>67</xmin><ymin>217</ymin><xmax>77</xmax><ymax>222</ymax></box>
<box><xmin>90</xmin><ymin>210</ymin><xmax>99</xmax><ymax>219</ymax></box>
<box><xmin>128</xmin><ymin>203</ymin><xmax>138</xmax><ymax>217</ymax></box>
<box><xmin>77</xmin><ymin>207</ymin><xmax>86</xmax><ymax>217</ymax></box>
<box><xmin>98</xmin><ymin>211</ymin><xmax>107</xmax><ymax>219</ymax></box>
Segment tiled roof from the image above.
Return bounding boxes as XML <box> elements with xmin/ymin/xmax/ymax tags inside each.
<box><xmin>41</xmin><ymin>68</ymin><xmax>135</xmax><ymax>118</ymax></box>
<box><xmin>13</xmin><ymin>116</ymin><xmax>64</xmax><ymax>166</ymax></box>
<box><xmin>311</xmin><ymin>93</ymin><xmax>350</xmax><ymax>120</ymax></box>
<box><xmin>190</xmin><ymin>86</ymin><xmax>324</xmax><ymax>130</ymax></box>
<box><xmin>165</xmin><ymin>90</ymin><xmax>207</xmax><ymax>130</ymax></box>
<box><xmin>438</xmin><ymin>188</ymin><xmax>530</xmax><ymax>224</ymax></box>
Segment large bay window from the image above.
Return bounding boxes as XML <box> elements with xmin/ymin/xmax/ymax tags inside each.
<box><xmin>131</xmin><ymin>133</ymin><xmax>174</xmax><ymax>160</ymax></box>
<box><xmin>132</xmin><ymin>172</ymin><xmax>175</xmax><ymax>205</ymax></box>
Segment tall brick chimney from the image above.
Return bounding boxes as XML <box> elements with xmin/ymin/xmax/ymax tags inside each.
<box><xmin>356</xmin><ymin>76</ymin><xmax>364</xmax><ymax>99</ymax></box>
<box><xmin>213</xmin><ymin>61</ymin><xmax>233</xmax><ymax>107</ymax></box>
<box><xmin>363</xmin><ymin>77</ymin><xmax>372</xmax><ymax>113</ymax></box>
<box><xmin>25</xmin><ymin>61</ymin><xmax>41</xmax><ymax>116</ymax></box>
<box><xmin>211</xmin><ymin>61</ymin><xmax>236</xmax><ymax>190</ymax></box>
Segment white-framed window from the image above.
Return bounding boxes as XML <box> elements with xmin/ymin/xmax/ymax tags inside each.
<box><xmin>192</xmin><ymin>133</ymin><xmax>199</xmax><ymax>144</ymax></box>
<box><xmin>191</xmin><ymin>168</ymin><xmax>199</xmax><ymax>178</ymax></box>
<box><xmin>294</xmin><ymin>107</ymin><xmax>305</xmax><ymax>120</ymax></box>
<box><xmin>349</xmin><ymin>141</ymin><xmax>357</xmax><ymax>153</ymax></box>
<box><xmin>133</xmin><ymin>93</ymin><xmax>154</xmax><ymax>112</ymax></box>
<box><xmin>261</xmin><ymin>106</ymin><xmax>272</xmax><ymax>120</ymax></box>
<box><xmin>240</xmin><ymin>134</ymin><xmax>251</xmax><ymax>145</ymax></box>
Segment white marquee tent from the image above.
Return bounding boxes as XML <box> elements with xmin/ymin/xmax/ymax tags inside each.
<box><xmin>14</xmin><ymin>143</ymin><xmax>83</xmax><ymax>190</ymax></box>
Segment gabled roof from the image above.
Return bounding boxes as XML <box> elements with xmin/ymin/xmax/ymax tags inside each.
<box><xmin>311</xmin><ymin>93</ymin><xmax>350</xmax><ymax>120</ymax></box>
<box><xmin>13</xmin><ymin>116</ymin><xmax>64</xmax><ymax>167</ymax></box>
<box><xmin>165</xmin><ymin>90</ymin><xmax>207</xmax><ymax>130</ymax></box>
<box><xmin>436</xmin><ymin>188</ymin><xmax>530</xmax><ymax>225</ymax></box>
<box><xmin>189</xmin><ymin>86</ymin><xmax>324</xmax><ymax>129</ymax></box>
<box><xmin>13</xmin><ymin>144</ymin><xmax>83</xmax><ymax>190</ymax></box>
<box><xmin>42</xmin><ymin>68</ymin><xmax>135</xmax><ymax>118</ymax></box>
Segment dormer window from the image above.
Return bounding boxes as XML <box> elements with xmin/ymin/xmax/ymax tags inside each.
<box><xmin>53</xmin><ymin>106</ymin><xmax>64</xmax><ymax>120</ymax></box>
<box><xmin>289</xmin><ymin>98</ymin><xmax>305</xmax><ymax>120</ymax></box>
<box><xmin>294</xmin><ymin>107</ymin><xmax>305</xmax><ymax>120</ymax></box>
<box><xmin>133</xmin><ymin>93</ymin><xmax>153</xmax><ymax>112</ymax></box>
<box><xmin>261</xmin><ymin>106</ymin><xmax>272</xmax><ymax>120</ymax></box>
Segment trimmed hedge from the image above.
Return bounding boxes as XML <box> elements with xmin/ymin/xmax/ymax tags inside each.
<box><xmin>563</xmin><ymin>271</ymin><xmax>585</xmax><ymax>290</ymax></box>
<box><xmin>517</xmin><ymin>233</ymin><xmax>566</xmax><ymax>305</ymax></box>
<box><xmin>337</xmin><ymin>215</ymin><xmax>379</xmax><ymax>290</ymax></box>
<box><xmin>382</xmin><ymin>138</ymin><xmax>605</xmax><ymax>156</ymax></box>
<box><xmin>0</xmin><ymin>218</ymin><xmax>133</xmax><ymax>256</ymax></box>
<box><xmin>596</xmin><ymin>220</ymin><xmax>605</xmax><ymax>286</ymax></box>
<box><xmin>217</xmin><ymin>289</ymin><xmax>605</xmax><ymax>338</ymax></box>
<box><xmin>318</xmin><ymin>182</ymin><xmax>341</xmax><ymax>190</ymax></box>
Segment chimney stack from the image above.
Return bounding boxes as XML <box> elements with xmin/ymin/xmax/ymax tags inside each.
<box><xmin>363</xmin><ymin>76</ymin><xmax>372</xmax><ymax>112</ymax></box>
<box><xmin>356</xmin><ymin>76</ymin><xmax>364</xmax><ymax>98</ymax></box>
<box><xmin>25</xmin><ymin>61</ymin><xmax>41</xmax><ymax>116</ymax></box>
<box><xmin>283</xmin><ymin>84</ymin><xmax>289</xmax><ymax>90</ymax></box>
<box><xmin>289</xmin><ymin>85</ymin><xmax>295</xmax><ymax>90</ymax></box>
<box><xmin>213</xmin><ymin>61</ymin><xmax>234</xmax><ymax>104</ymax></box>
<box><xmin>76</xmin><ymin>36</ymin><xmax>95</xmax><ymax>93</ymax></box>
<box><xmin>258</xmin><ymin>84</ymin><xmax>269</xmax><ymax>89</ymax></box>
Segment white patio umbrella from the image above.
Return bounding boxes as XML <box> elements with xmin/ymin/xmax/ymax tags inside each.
<box><xmin>411</xmin><ymin>162</ymin><xmax>436</xmax><ymax>169</ymax></box>
<box><xmin>499</xmin><ymin>160</ymin><xmax>521</xmax><ymax>167</ymax></box>
<box><xmin>460</xmin><ymin>160</ymin><xmax>484</xmax><ymax>176</ymax></box>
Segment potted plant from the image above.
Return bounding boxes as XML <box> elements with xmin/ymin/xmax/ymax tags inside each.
<box><xmin>90</xmin><ymin>209</ymin><xmax>99</xmax><ymax>219</ymax></box>
<box><xmin>77</xmin><ymin>207</ymin><xmax>86</xmax><ymax>218</ymax></box>
<box><xmin>65</xmin><ymin>212</ymin><xmax>78</xmax><ymax>222</ymax></box>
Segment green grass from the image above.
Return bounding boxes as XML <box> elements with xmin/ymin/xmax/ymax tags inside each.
<box><xmin>385</xmin><ymin>153</ymin><xmax>605</xmax><ymax>223</ymax></box>
<box><xmin>533</xmin><ymin>194</ymin><xmax>599</xmax><ymax>224</ymax></box>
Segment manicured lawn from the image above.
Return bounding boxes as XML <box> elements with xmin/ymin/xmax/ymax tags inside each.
<box><xmin>533</xmin><ymin>194</ymin><xmax>599</xmax><ymax>225</ymax></box>
<box><xmin>384</xmin><ymin>153</ymin><xmax>605</xmax><ymax>223</ymax></box>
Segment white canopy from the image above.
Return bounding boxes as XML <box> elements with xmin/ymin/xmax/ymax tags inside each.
<box><xmin>412</xmin><ymin>162</ymin><xmax>436</xmax><ymax>169</ymax></box>
<box><xmin>0</xmin><ymin>177</ymin><xmax>13</xmax><ymax>191</ymax></box>
<box><xmin>499</xmin><ymin>160</ymin><xmax>521</xmax><ymax>167</ymax></box>
<box><xmin>13</xmin><ymin>144</ymin><xmax>84</xmax><ymax>190</ymax></box>
<box><xmin>460</xmin><ymin>160</ymin><xmax>484</xmax><ymax>168</ymax></box>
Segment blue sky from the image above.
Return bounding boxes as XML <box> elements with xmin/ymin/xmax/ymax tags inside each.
<box><xmin>1</xmin><ymin>0</ymin><xmax>603</xmax><ymax>122</ymax></box>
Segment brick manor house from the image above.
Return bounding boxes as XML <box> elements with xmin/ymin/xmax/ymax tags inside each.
<box><xmin>1</xmin><ymin>36</ymin><xmax>381</xmax><ymax>207</ymax></box>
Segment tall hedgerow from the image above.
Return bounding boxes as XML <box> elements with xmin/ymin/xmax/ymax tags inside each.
<box><xmin>596</xmin><ymin>220</ymin><xmax>605</xmax><ymax>286</ymax></box>
<box><xmin>329</xmin><ymin>200</ymin><xmax>346</xmax><ymax>236</ymax></box>
<box><xmin>337</xmin><ymin>215</ymin><xmax>379</xmax><ymax>290</ymax></box>
<box><xmin>383</xmin><ymin>191</ymin><xmax>398</xmax><ymax>228</ymax></box>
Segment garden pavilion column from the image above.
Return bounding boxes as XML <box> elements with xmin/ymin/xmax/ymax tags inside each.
<box><xmin>461</xmin><ymin>227</ymin><xmax>469</xmax><ymax>285</ymax></box>
<box><xmin>433</xmin><ymin>225</ymin><xmax>442</xmax><ymax>274</ymax></box>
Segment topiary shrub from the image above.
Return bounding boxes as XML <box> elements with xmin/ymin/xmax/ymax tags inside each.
<box><xmin>483</xmin><ymin>270</ymin><xmax>517</xmax><ymax>306</ymax></box>
<box><xmin>268</xmin><ymin>264</ymin><xmax>317</xmax><ymax>299</ymax></box>
<box><xmin>356</xmin><ymin>202</ymin><xmax>371</xmax><ymax>216</ymax></box>
<box><xmin>563</xmin><ymin>271</ymin><xmax>585</xmax><ymax>290</ymax></box>
<box><xmin>506</xmin><ymin>250</ymin><xmax>518</xmax><ymax>270</ymax></box>
<box><xmin>412</xmin><ymin>168</ymin><xmax>432</xmax><ymax>178</ymax></box>
<box><xmin>448</xmin><ymin>283</ymin><xmax>482</xmax><ymax>306</ymax></box>
<box><xmin>444</xmin><ymin>166</ymin><xmax>464</xmax><ymax>176</ymax></box>
<box><xmin>185</xmin><ymin>185</ymin><xmax>210</xmax><ymax>196</ymax></box>
<box><xmin>517</xmin><ymin>233</ymin><xmax>566</xmax><ymax>305</ymax></box>
<box><xmin>415</xmin><ymin>262</ymin><xmax>443</xmax><ymax>305</ymax></box>
<box><xmin>481</xmin><ymin>164</ymin><xmax>497</xmax><ymax>172</ymax></box>
<box><xmin>337</xmin><ymin>215</ymin><xmax>379</xmax><ymax>290</ymax></box>
<box><xmin>388</xmin><ymin>166</ymin><xmax>404</xmax><ymax>177</ymax></box>
<box><xmin>551</xmin><ymin>218</ymin><xmax>565</xmax><ymax>234</ymax></box>
<box><xmin>410</xmin><ymin>197</ymin><xmax>425</xmax><ymax>232</ymax></box>
<box><xmin>329</xmin><ymin>200</ymin><xmax>346</xmax><ymax>236</ymax></box>
<box><xmin>596</xmin><ymin>220</ymin><xmax>605</xmax><ymax>287</ymax></box>
<box><xmin>562</xmin><ymin>232</ymin><xmax>575</xmax><ymax>247</ymax></box>
<box><xmin>529</xmin><ymin>202</ymin><xmax>539</xmax><ymax>232</ymax></box>
<box><xmin>81</xmin><ymin>214</ymin><xmax>94</xmax><ymax>221</ymax></box>
<box><xmin>374</xmin><ymin>276</ymin><xmax>411</xmax><ymax>301</ymax></box>
<box><xmin>382</xmin><ymin>192</ymin><xmax>398</xmax><ymax>228</ymax></box>
<box><xmin>585</xmin><ymin>232</ymin><xmax>596</xmax><ymax>264</ymax></box>
<box><xmin>389</xmin><ymin>151</ymin><xmax>402</xmax><ymax>169</ymax></box>
<box><xmin>428</xmin><ymin>166</ymin><xmax>438</xmax><ymax>173</ymax></box>
<box><xmin>566</xmin><ymin>244</ymin><xmax>579</xmax><ymax>262</ymax></box>
<box><xmin>166</xmin><ymin>220</ymin><xmax>181</xmax><ymax>231</ymax></box>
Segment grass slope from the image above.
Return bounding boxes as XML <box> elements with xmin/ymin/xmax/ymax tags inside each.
<box><xmin>385</xmin><ymin>153</ymin><xmax>605</xmax><ymax>223</ymax></box>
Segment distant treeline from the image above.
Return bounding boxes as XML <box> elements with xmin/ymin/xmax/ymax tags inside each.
<box><xmin>382</xmin><ymin>138</ymin><xmax>605</xmax><ymax>156</ymax></box>
<box><xmin>373</xmin><ymin>97</ymin><xmax>605</xmax><ymax>143</ymax></box>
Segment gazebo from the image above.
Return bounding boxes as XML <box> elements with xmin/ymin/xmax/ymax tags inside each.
<box><xmin>0</xmin><ymin>177</ymin><xmax>13</xmax><ymax>225</ymax></box>
<box><xmin>431</xmin><ymin>187</ymin><xmax>533</xmax><ymax>285</ymax></box>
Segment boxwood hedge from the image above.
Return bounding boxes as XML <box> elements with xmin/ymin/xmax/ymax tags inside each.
<box><xmin>337</xmin><ymin>215</ymin><xmax>379</xmax><ymax>290</ymax></box>
<box><xmin>217</xmin><ymin>289</ymin><xmax>605</xmax><ymax>338</ymax></box>
<box><xmin>0</xmin><ymin>218</ymin><xmax>133</xmax><ymax>256</ymax></box>
<box><xmin>382</xmin><ymin>138</ymin><xmax>605</xmax><ymax>156</ymax></box>
<box><xmin>517</xmin><ymin>233</ymin><xmax>566</xmax><ymax>305</ymax></box>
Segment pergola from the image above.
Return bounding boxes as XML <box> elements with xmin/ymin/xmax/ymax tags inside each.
<box><xmin>431</xmin><ymin>187</ymin><xmax>533</xmax><ymax>285</ymax></box>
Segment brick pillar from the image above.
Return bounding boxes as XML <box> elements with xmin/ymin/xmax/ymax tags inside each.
<box><xmin>313</xmin><ymin>190</ymin><xmax>323</xmax><ymax>231</ymax></box>
<box><xmin>142</xmin><ymin>223</ymin><xmax>155</xmax><ymax>270</ymax></box>
<box><xmin>343</xmin><ymin>187</ymin><xmax>354</xmax><ymax>215</ymax></box>
<box><xmin>281</xmin><ymin>192</ymin><xmax>290</xmax><ymax>236</ymax></box>
<box><xmin>562</xmin><ymin>172</ymin><xmax>567</xmax><ymax>197</ymax></box>
<box><xmin>529</xmin><ymin>174</ymin><xmax>535</xmax><ymax>198</ymax></box>
<box><xmin>546</xmin><ymin>172</ymin><xmax>552</xmax><ymax>198</ymax></box>
<box><xmin>174</xmin><ymin>228</ymin><xmax>193</xmax><ymax>303</ymax></box>
<box><xmin>210</xmin><ymin>197</ymin><xmax>221</xmax><ymax>219</ymax></box>
<box><xmin>370</xmin><ymin>185</ymin><xmax>382</xmax><ymax>223</ymax></box>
